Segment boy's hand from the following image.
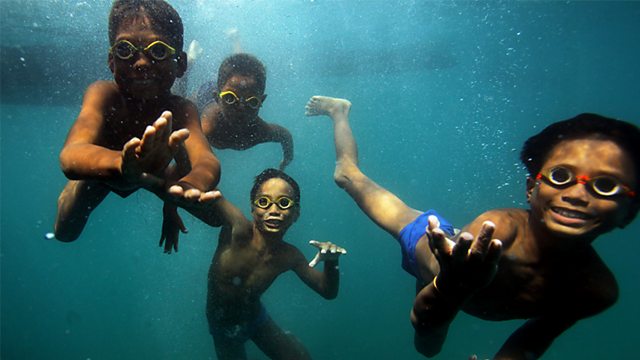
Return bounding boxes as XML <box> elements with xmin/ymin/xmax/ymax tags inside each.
<box><xmin>426</xmin><ymin>216</ymin><xmax>502</xmax><ymax>298</ymax></box>
<box><xmin>308</xmin><ymin>240</ymin><xmax>347</xmax><ymax>267</ymax></box>
<box><xmin>167</xmin><ymin>182</ymin><xmax>221</xmax><ymax>205</ymax></box>
<box><xmin>137</xmin><ymin>111</ymin><xmax>189</xmax><ymax>174</ymax></box>
<box><xmin>159</xmin><ymin>202</ymin><xmax>188</xmax><ymax>254</ymax></box>
<box><xmin>121</xmin><ymin>111</ymin><xmax>189</xmax><ymax>187</ymax></box>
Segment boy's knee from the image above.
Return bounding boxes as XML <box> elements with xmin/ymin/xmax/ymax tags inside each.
<box><xmin>333</xmin><ymin>161</ymin><xmax>360</xmax><ymax>189</ymax></box>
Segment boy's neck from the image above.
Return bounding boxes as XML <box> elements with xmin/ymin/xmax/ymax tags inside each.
<box><xmin>125</xmin><ymin>92</ymin><xmax>172</xmax><ymax>111</ymax></box>
<box><xmin>527</xmin><ymin>210</ymin><xmax>594</xmax><ymax>256</ymax></box>
<box><xmin>252</xmin><ymin>223</ymin><xmax>285</xmax><ymax>247</ymax></box>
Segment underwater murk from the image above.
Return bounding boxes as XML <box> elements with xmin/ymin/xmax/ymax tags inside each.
<box><xmin>1</xmin><ymin>1</ymin><xmax>639</xmax><ymax>359</ymax></box>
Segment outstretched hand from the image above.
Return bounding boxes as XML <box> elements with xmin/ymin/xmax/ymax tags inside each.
<box><xmin>168</xmin><ymin>182</ymin><xmax>221</xmax><ymax>205</ymax></box>
<box><xmin>308</xmin><ymin>240</ymin><xmax>347</xmax><ymax>267</ymax></box>
<box><xmin>427</xmin><ymin>215</ymin><xmax>502</xmax><ymax>297</ymax></box>
<box><xmin>121</xmin><ymin>111</ymin><xmax>190</xmax><ymax>188</ymax></box>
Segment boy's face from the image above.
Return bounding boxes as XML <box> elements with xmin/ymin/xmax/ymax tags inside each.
<box><xmin>219</xmin><ymin>74</ymin><xmax>265</xmax><ymax>120</ymax></box>
<box><xmin>108</xmin><ymin>17</ymin><xmax>186</xmax><ymax>101</ymax></box>
<box><xmin>251</xmin><ymin>178</ymin><xmax>299</xmax><ymax>236</ymax></box>
<box><xmin>527</xmin><ymin>138</ymin><xmax>637</xmax><ymax>241</ymax></box>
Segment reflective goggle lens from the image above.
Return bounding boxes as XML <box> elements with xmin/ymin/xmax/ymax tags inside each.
<box><xmin>110</xmin><ymin>40</ymin><xmax>175</xmax><ymax>61</ymax></box>
<box><xmin>540</xmin><ymin>166</ymin><xmax>631</xmax><ymax>198</ymax></box>
<box><xmin>592</xmin><ymin>177</ymin><xmax>620</xmax><ymax>196</ymax></box>
<box><xmin>254</xmin><ymin>196</ymin><xmax>295</xmax><ymax>210</ymax></box>
<box><xmin>146</xmin><ymin>41</ymin><xmax>173</xmax><ymax>60</ymax></box>
<box><xmin>548</xmin><ymin>167</ymin><xmax>572</xmax><ymax>185</ymax></box>
<box><xmin>113</xmin><ymin>41</ymin><xmax>136</xmax><ymax>60</ymax></box>
<box><xmin>220</xmin><ymin>92</ymin><xmax>238</xmax><ymax>105</ymax></box>
<box><xmin>245</xmin><ymin>97</ymin><xmax>261</xmax><ymax>109</ymax></box>
<box><xmin>219</xmin><ymin>91</ymin><xmax>261</xmax><ymax>109</ymax></box>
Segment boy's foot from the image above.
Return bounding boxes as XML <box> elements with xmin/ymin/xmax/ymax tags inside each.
<box><xmin>187</xmin><ymin>40</ymin><xmax>203</xmax><ymax>61</ymax></box>
<box><xmin>305</xmin><ymin>96</ymin><xmax>351</xmax><ymax>118</ymax></box>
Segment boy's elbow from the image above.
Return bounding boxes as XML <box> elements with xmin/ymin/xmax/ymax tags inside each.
<box><xmin>59</xmin><ymin>152</ymin><xmax>78</xmax><ymax>180</ymax></box>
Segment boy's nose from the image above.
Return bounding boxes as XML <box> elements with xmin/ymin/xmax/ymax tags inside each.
<box><xmin>133</xmin><ymin>52</ymin><xmax>153</xmax><ymax>69</ymax></box>
<box><xmin>561</xmin><ymin>183</ymin><xmax>590</xmax><ymax>205</ymax></box>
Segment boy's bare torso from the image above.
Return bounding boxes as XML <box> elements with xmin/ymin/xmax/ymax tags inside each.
<box><xmin>91</xmin><ymin>80</ymin><xmax>189</xmax><ymax>149</ymax></box>
<box><xmin>207</xmin><ymin>224</ymin><xmax>300</xmax><ymax>324</ymax></box>
<box><xmin>202</xmin><ymin>104</ymin><xmax>273</xmax><ymax>150</ymax></box>
<box><xmin>417</xmin><ymin>208</ymin><xmax>616</xmax><ymax>321</ymax></box>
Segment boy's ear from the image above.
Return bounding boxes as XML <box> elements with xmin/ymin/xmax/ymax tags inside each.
<box><xmin>176</xmin><ymin>51</ymin><xmax>187</xmax><ymax>78</ymax></box>
<box><xmin>108</xmin><ymin>53</ymin><xmax>115</xmax><ymax>74</ymax></box>
<box><xmin>526</xmin><ymin>176</ymin><xmax>537</xmax><ymax>203</ymax></box>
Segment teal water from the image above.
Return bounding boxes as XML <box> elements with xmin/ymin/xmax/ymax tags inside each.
<box><xmin>1</xmin><ymin>1</ymin><xmax>640</xmax><ymax>359</ymax></box>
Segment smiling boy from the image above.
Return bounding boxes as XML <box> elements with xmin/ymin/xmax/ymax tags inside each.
<box><xmin>184</xmin><ymin>168</ymin><xmax>346</xmax><ymax>359</ymax></box>
<box><xmin>54</xmin><ymin>0</ymin><xmax>219</xmax><ymax>244</ymax></box>
<box><xmin>306</xmin><ymin>96</ymin><xmax>639</xmax><ymax>359</ymax></box>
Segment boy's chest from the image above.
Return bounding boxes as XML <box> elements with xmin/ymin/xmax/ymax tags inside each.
<box><xmin>464</xmin><ymin>255</ymin><xmax>610</xmax><ymax>320</ymax></box>
<box><xmin>100</xmin><ymin>105</ymin><xmax>179</xmax><ymax>147</ymax></box>
<box><xmin>214</xmin><ymin>245</ymin><xmax>288</xmax><ymax>295</ymax></box>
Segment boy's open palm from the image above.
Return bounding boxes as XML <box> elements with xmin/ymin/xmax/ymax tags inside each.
<box><xmin>121</xmin><ymin>111</ymin><xmax>189</xmax><ymax>188</ymax></box>
<box><xmin>308</xmin><ymin>240</ymin><xmax>347</xmax><ymax>267</ymax></box>
<box><xmin>427</xmin><ymin>216</ymin><xmax>502</xmax><ymax>297</ymax></box>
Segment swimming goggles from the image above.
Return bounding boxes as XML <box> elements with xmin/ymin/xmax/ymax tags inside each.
<box><xmin>219</xmin><ymin>90</ymin><xmax>262</xmax><ymax>109</ymax></box>
<box><xmin>253</xmin><ymin>196</ymin><xmax>296</xmax><ymax>210</ymax></box>
<box><xmin>110</xmin><ymin>40</ymin><xmax>176</xmax><ymax>61</ymax></box>
<box><xmin>536</xmin><ymin>166</ymin><xmax>636</xmax><ymax>198</ymax></box>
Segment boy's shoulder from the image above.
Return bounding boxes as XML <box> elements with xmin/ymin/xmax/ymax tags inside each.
<box><xmin>554</xmin><ymin>248</ymin><xmax>618</xmax><ymax>317</ymax></box>
<box><xmin>84</xmin><ymin>80</ymin><xmax>121</xmax><ymax>102</ymax></box>
<box><xmin>467</xmin><ymin>208</ymin><xmax>527</xmax><ymax>245</ymax></box>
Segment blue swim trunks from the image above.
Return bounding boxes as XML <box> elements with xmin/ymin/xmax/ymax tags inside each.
<box><xmin>397</xmin><ymin>210</ymin><xmax>455</xmax><ymax>279</ymax></box>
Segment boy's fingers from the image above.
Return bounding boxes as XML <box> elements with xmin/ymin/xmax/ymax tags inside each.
<box><xmin>470</xmin><ymin>221</ymin><xmax>496</xmax><ymax>255</ymax></box>
<box><xmin>452</xmin><ymin>232</ymin><xmax>473</xmax><ymax>262</ymax></box>
<box><xmin>199</xmin><ymin>190</ymin><xmax>222</xmax><ymax>203</ymax></box>
<box><xmin>428</xmin><ymin>227</ymin><xmax>449</xmax><ymax>258</ymax></box>
<box><xmin>168</xmin><ymin>129</ymin><xmax>190</xmax><ymax>152</ymax></box>
<box><xmin>122</xmin><ymin>137</ymin><xmax>141</xmax><ymax>162</ymax></box>
<box><xmin>484</xmin><ymin>239</ymin><xmax>503</xmax><ymax>265</ymax></box>
<box><xmin>139</xmin><ymin>125</ymin><xmax>157</xmax><ymax>155</ymax></box>
<box><xmin>308</xmin><ymin>253</ymin><xmax>321</xmax><ymax>268</ymax></box>
<box><xmin>154</xmin><ymin>111</ymin><xmax>172</xmax><ymax>142</ymax></box>
<box><xmin>427</xmin><ymin>215</ymin><xmax>441</xmax><ymax>231</ymax></box>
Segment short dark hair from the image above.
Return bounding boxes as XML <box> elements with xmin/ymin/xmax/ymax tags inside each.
<box><xmin>520</xmin><ymin>113</ymin><xmax>640</xmax><ymax>189</ymax></box>
<box><xmin>250</xmin><ymin>168</ymin><xmax>300</xmax><ymax>206</ymax></box>
<box><xmin>108</xmin><ymin>0</ymin><xmax>184</xmax><ymax>51</ymax></box>
<box><xmin>217</xmin><ymin>53</ymin><xmax>266</xmax><ymax>94</ymax></box>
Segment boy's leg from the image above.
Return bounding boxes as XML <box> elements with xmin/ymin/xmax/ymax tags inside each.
<box><xmin>211</xmin><ymin>332</ymin><xmax>248</xmax><ymax>360</ymax></box>
<box><xmin>252</xmin><ymin>317</ymin><xmax>310</xmax><ymax>360</ymax></box>
<box><xmin>54</xmin><ymin>180</ymin><xmax>110</xmax><ymax>242</ymax></box>
<box><xmin>305</xmin><ymin>96</ymin><xmax>421</xmax><ymax>238</ymax></box>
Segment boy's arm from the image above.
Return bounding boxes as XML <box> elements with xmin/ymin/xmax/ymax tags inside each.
<box><xmin>266</xmin><ymin>123</ymin><xmax>294</xmax><ymax>170</ymax></box>
<box><xmin>493</xmin><ymin>316</ymin><xmax>577</xmax><ymax>360</ymax></box>
<box><xmin>292</xmin><ymin>241</ymin><xmax>347</xmax><ymax>300</ymax></box>
<box><xmin>171</xmin><ymin>100</ymin><xmax>221</xmax><ymax>198</ymax></box>
<box><xmin>200</xmin><ymin>103</ymin><xmax>219</xmax><ymax>143</ymax></box>
<box><xmin>60</xmin><ymin>81</ymin><xmax>124</xmax><ymax>181</ymax></box>
<box><xmin>411</xmin><ymin>215</ymin><xmax>505</xmax><ymax>357</ymax></box>
<box><xmin>177</xmin><ymin>190</ymin><xmax>249</xmax><ymax>229</ymax></box>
